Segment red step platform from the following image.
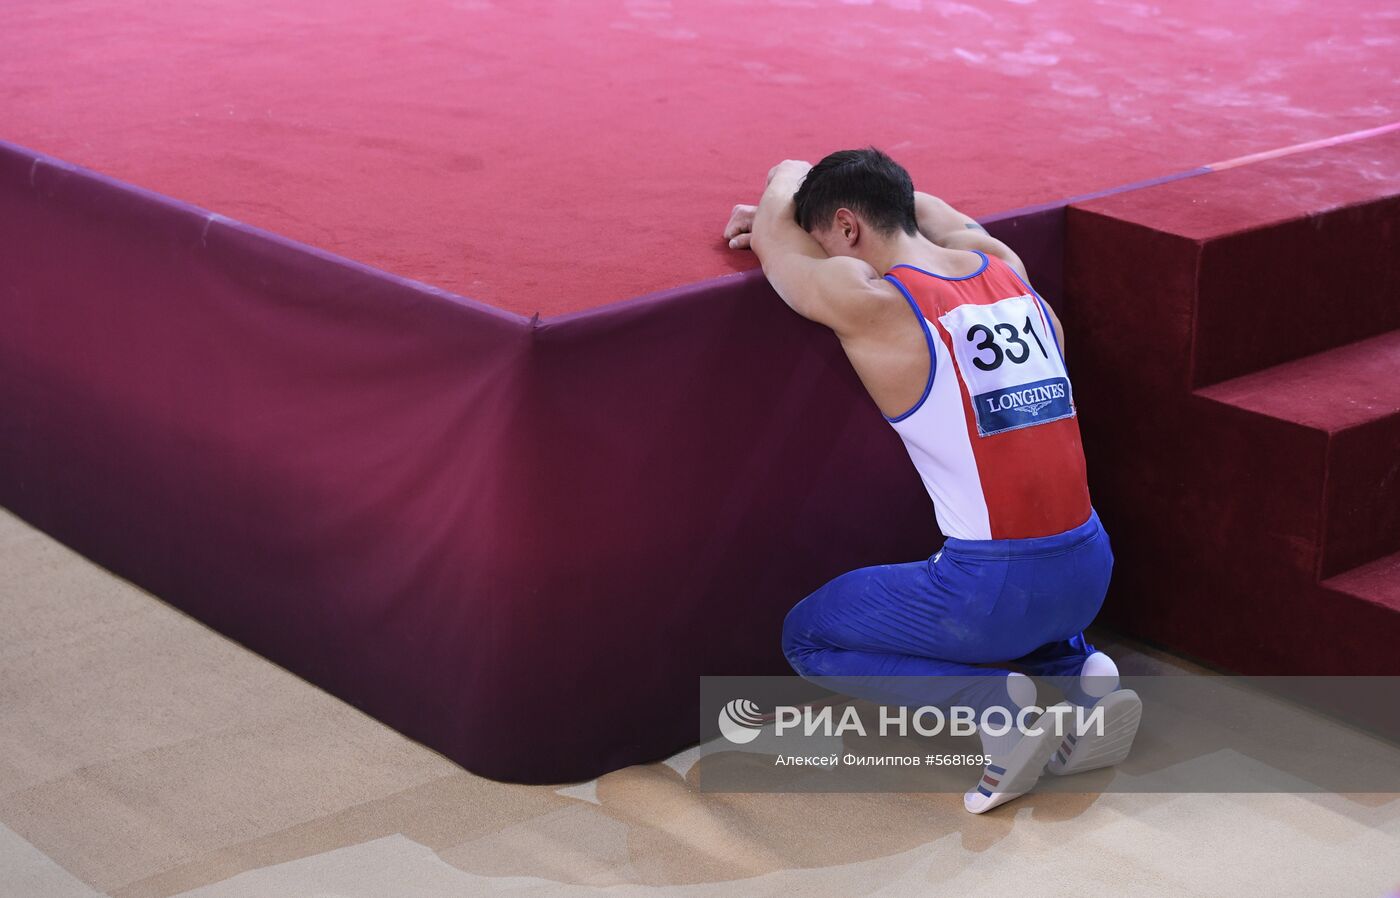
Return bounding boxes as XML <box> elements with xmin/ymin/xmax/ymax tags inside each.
<box><xmin>1066</xmin><ymin>131</ymin><xmax>1400</xmax><ymax>674</ymax></box>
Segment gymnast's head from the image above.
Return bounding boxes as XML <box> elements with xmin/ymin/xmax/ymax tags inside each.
<box><xmin>793</xmin><ymin>147</ymin><xmax>919</xmax><ymax>262</ymax></box>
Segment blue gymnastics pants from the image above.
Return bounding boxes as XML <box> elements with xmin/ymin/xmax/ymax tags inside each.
<box><xmin>781</xmin><ymin>510</ymin><xmax>1114</xmax><ymax>713</ymax></box>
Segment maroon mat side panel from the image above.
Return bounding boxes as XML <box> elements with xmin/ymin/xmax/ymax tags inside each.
<box><xmin>0</xmin><ymin>142</ymin><xmax>539</xmax><ymax>776</ymax></box>
<box><xmin>981</xmin><ymin>206</ymin><xmax>1066</xmax><ymax>309</ymax></box>
<box><xmin>491</xmin><ymin>276</ymin><xmax>940</xmax><ymax>781</ymax></box>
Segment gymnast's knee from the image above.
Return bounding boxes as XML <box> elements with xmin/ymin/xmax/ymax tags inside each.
<box><xmin>781</xmin><ymin>569</ymin><xmax>864</xmax><ymax>675</ymax></box>
<box><xmin>780</xmin><ymin>603</ymin><xmax>815</xmax><ymax>674</ymax></box>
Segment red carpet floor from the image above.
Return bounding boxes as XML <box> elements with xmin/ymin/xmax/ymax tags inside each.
<box><xmin>3</xmin><ymin>0</ymin><xmax>1397</xmax><ymax>315</ymax></box>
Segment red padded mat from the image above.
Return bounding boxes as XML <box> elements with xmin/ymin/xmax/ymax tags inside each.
<box><xmin>2</xmin><ymin>0</ymin><xmax>1396</xmax><ymax>315</ymax></box>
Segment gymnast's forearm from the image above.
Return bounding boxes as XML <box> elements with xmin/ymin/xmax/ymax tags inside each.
<box><xmin>913</xmin><ymin>192</ymin><xmax>986</xmax><ymax>245</ymax></box>
<box><xmin>753</xmin><ymin>167</ymin><xmax>806</xmax><ymax>240</ymax></box>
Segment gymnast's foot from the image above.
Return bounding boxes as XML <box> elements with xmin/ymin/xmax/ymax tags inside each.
<box><xmin>1046</xmin><ymin>652</ymin><xmax>1142</xmax><ymax>776</ymax></box>
<box><xmin>963</xmin><ymin>673</ymin><xmax>1065</xmax><ymax>814</ymax></box>
<box><xmin>964</xmin><ymin>703</ymin><xmax>1070</xmax><ymax>814</ymax></box>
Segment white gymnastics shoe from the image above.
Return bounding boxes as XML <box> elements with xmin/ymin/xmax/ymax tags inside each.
<box><xmin>1045</xmin><ymin>688</ymin><xmax>1142</xmax><ymax>776</ymax></box>
<box><xmin>964</xmin><ymin>702</ymin><xmax>1070</xmax><ymax>814</ymax></box>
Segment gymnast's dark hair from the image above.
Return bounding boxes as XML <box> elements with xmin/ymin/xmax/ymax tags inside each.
<box><xmin>792</xmin><ymin>147</ymin><xmax>919</xmax><ymax>236</ymax></box>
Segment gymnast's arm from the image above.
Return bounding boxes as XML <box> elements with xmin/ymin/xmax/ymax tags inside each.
<box><xmin>913</xmin><ymin>191</ymin><xmax>1065</xmax><ymax>355</ymax></box>
<box><xmin>745</xmin><ymin>161</ymin><xmax>887</xmax><ymax>335</ymax></box>
<box><xmin>913</xmin><ymin>192</ymin><xmax>1028</xmax><ymax>281</ymax></box>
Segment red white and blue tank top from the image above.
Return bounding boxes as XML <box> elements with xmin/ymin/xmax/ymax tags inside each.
<box><xmin>883</xmin><ymin>251</ymin><xmax>1092</xmax><ymax>541</ymax></box>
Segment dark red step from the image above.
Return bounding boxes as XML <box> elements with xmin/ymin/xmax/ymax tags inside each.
<box><xmin>1066</xmin><ymin>129</ymin><xmax>1400</xmax><ymax>389</ymax></box>
<box><xmin>1323</xmin><ymin>550</ymin><xmax>1400</xmax><ymax>627</ymax></box>
<box><xmin>1197</xmin><ymin>329</ymin><xmax>1400</xmax><ymax>578</ymax></box>
<box><xmin>1063</xmin><ymin>129</ymin><xmax>1400</xmax><ymax>674</ymax></box>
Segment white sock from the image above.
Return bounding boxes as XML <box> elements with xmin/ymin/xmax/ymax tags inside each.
<box><xmin>977</xmin><ymin>672</ymin><xmax>1036</xmax><ymax>761</ymax></box>
<box><xmin>1079</xmin><ymin>651</ymin><xmax>1120</xmax><ymax>701</ymax></box>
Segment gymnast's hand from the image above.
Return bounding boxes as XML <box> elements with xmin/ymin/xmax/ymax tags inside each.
<box><xmin>726</xmin><ymin>161</ymin><xmax>811</xmax><ymax>249</ymax></box>
<box><xmin>766</xmin><ymin>158</ymin><xmax>811</xmax><ymax>187</ymax></box>
<box><xmin>723</xmin><ymin>203</ymin><xmax>757</xmax><ymax>250</ymax></box>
